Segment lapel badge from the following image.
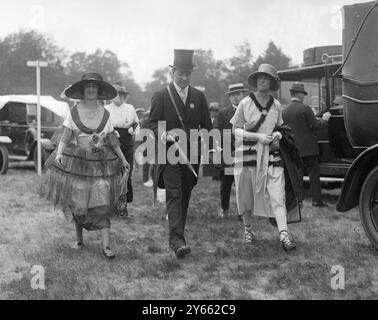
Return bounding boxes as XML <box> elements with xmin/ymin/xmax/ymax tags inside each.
<box><xmin>190</xmin><ymin>103</ymin><xmax>195</xmax><ymax>109</ymax></box>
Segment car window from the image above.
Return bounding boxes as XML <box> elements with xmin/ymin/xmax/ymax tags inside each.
<box><xmin>27</xmin><ymin>104</ymin><xmax>37</xmax><ymax>124</ymax></box>
<box><xmin>9</xmin><ymin>102</ymin><xmax>27</xmax><ymax>123</ymax></box>
<box><xmin>42</xmin><ymin>107</ymin><xmax>54</xmax><ymax>123</ymax></box>
<box><xmin>0</xmin><ymin>104</ymin><xmax>10</xmax><ymax>122</ymax></box>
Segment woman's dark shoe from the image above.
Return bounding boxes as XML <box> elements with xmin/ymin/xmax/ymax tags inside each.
<box><xmin>280</xmin><ymin>231</ymin><xmax>297</xmax><ymax>252</ymax></box>
<box><xmin>102</xmin><ymin>247</ymin><xmax>116</xmax><ymax>259</ymax></box>
<box><xmin>175</xmin><ymin>245</ymin><xmax>191</xmax><ymax>258</ymax></box>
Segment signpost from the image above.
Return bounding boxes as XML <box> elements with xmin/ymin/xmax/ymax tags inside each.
<box><xmin>27</xmin><ymin>60</ymin><xmax>48</xmax><ymax>175</ymax></box>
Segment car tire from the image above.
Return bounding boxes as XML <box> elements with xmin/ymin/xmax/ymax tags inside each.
<box><xmin>0</xmin><ymin>144</ymin><xmax>9</xmax><ymax>175</ymax></box>
<box><xmin>359</xmin><ymin>165</ymin><xmax>378</xmax><ymax>250</ymax></box>
<box><xmin>33</xmin><ymin>146</ymin><xmax>48</xmax><ymax>172</ymax></box>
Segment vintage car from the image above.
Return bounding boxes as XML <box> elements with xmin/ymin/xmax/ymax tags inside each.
<box><xmin>0</xmin><ymin>95</ymin><xmax>69</xmax><ymax>174</ymax></box>
<box><xmin>280</xmin><ymin>1</ymin><xmax>378</xmax><ymax>249</ymax></box>
<box><xmin>335</xmin><ymin>1</ymin><xmax>378</xmax><ymax>249</ymax></box>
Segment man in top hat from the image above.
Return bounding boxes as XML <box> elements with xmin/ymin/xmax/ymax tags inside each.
<box><xmin>148</xmin><ymin>49</ymin><xmax>212</xmax><ymax>258</ymax></box>
<box><xmin>214</xmin><ymin>83</ymin><xmax>248</xmax><ymax>219</ymax></box>
<box><xmin>105</xmin><ymin>82</ymin><xmax>140</xmax><ymax>216</ymax></box>
<box><xmin>282</xmin><ymin>82</ymin><xmax>329</xmax><ymax>207</ymax></box>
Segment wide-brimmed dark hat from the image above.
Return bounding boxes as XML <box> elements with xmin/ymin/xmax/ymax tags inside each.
<box><xmin>247</xmin><ymin>63</ymin><xmax>280</xmax><ymax>92</ymax></box>
<box><xmin>112</xmin><ymin>81</ymin><xmax>129</xmax><ymax>95</ymax></box>
<box><xmin>169</xmin><ymin>49</ymin><xmax>198</xmax><ymax>71</ymax></box>
<box><xmin>64</xmin><ymin>72</ymin><xmax>117</xmax><ymax>100</ymax></box>
<box><xmin>289</xmin><ymin>82</ymin><xmax>308</xmax><ymax>95</ymax></box>
<box><xmin>225</xmin><ymin>83</ymin><xmax>248</xmax><ymax>95</ymax></box>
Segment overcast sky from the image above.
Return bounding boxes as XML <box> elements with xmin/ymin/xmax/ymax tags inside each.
<box><xmin>0</xmin><ymin>0</ymin><xmax>369</xmax><ymax>85</ymax></box>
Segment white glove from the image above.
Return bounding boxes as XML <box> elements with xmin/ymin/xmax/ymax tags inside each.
<box><xmin>272</xmin><ymin>131</ymin><xmax>282</xmax><ymax>141</ymax></box>
<box><xmin>322</xmin><ymin>112</ymin><xmax>331</xmax><ymax>121</ymax></box>
<box><xmin>128</xmin><ymin>127</ymin><xmax>135</xmax><ymax>135</ymax></box>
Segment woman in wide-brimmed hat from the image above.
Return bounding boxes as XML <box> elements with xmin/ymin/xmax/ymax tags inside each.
<box><xmin>230</xmin><ymin>63</ymin><xmax>297</xmax><ymax>252</ymax></box>
<box><xmin>40</xmin><ymin>72</ymin><xmax>130</xmax><ymax>259</ymax></box>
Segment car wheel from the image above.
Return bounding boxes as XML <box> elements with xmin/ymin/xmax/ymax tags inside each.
<box><xmin>33</xmin><ymin>146</ymin><xmax>48</xmax><ymax>172</ymax></box>
<box><xmin>359</xmin><ymin>165</ymin><xmax>378</xmax><ymax>250</ymax></box>
<box><xmin>0</xmin><ymin>144</ymin><xmax>9</xmax><ymax>175</ymax></box>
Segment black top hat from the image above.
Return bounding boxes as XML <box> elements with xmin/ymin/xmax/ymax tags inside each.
<box><xmin>225</xmin><ymin>83</ymin><xmax>248</xmax><ymax>95</ymax></box>
<box><xmin>289</xmin><ymin>82</ymin><xmax>308</xmax><ymax>95</ymax></box>
<box><xmin>64</xmin><ymin>72</ymin><xmax>117</xmax><ymax>100</ymax></box>
<box><xmin>169</xmin><ymin>49</ymin><xmax>198</xmax><ymax>71</ymax></box>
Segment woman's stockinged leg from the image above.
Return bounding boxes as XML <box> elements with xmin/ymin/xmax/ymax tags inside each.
<box><xmin>101</xmin><ymin>227</ymin><xmax>116</xmax><ymax>259</ymax></box>
<box><xmin>101</xmin><ymin>228</ymin><xmax>110</xmax><ymax>250</ymax></box>
<box><xmin>274</xmin><ymin>209</ymin><xmax>288</xmax><ymax>233</ymax></box>
<box><xmin>75</xmin><ymin>222</ymin><xmax>83</xmax><ymax>243</ymax></box>
<box><xmin>267</xmin><ymin>167</ymin><xmax>287</xmax><ymax>232</ymax></box>
<box><xmin>243</xmin><ymin>210</ymin><xmax>253</xmax><ymax>227</ymax></box>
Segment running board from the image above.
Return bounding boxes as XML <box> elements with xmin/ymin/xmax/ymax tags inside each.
<box><xmin>303</xmin><ymin>176</ymin><xmax>344</xmax><ymax>183</ymax></box>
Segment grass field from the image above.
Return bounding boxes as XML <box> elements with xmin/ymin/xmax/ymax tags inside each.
<box><xmin>1</xmin><ymin>163</ymin><xmax>378</xmax><ymax>300</ymax></box>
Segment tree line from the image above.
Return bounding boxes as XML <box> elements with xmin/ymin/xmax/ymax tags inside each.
<box><xmin>0</xmin><ymin>30</ymin><xmax>292</xmax><ymax>109</ymax></box>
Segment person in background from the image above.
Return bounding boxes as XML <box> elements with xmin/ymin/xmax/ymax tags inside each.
<box><xmin>203</xmin><ymin>102</ymin><xmax>221</xmax><ymax>180</ymax></box>
<box><xmin>282</xmin><ymin>82</ymin><xmax>329</xmax><ymax>207</ymax></box>
<box><xmin>40</xmin><ymin>72</ymin><xmax>129</xmax><ymax>260</ymax></box>
<box><xmin>105</xmin><ymin>82</ymin><xmax>140</xmax><ymax>216</ymax></box>
<box><xmin>214</xmin><ymin>83</ymin><xmax>248</xmax><ymax>220</ymax></box>
<box><xmin>209</xmin><ymin>102</ymin><xmax>219</xmax><ymax>126</ymax></box>
<box><xmin>139</xmin><ymin>109</ymin><xmax>154</xmax><ymax>187</ymax></box>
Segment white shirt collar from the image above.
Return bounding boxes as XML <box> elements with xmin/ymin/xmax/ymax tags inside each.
<box><xmin>292</xmin><ymin>98</ymin><xmax>301</xmax><ymax>102</ymax></box>
<box><xmin>232</xmin><ymin>104</ymin><xmax>238</xmax><ymax>110</ymax></box>
<box><xmin>173</xmin><ymin>81</ymin><xmax>188</xmax><ymax>95</ymax></box>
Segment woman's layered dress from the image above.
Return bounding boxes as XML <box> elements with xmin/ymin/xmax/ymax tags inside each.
<box><xmin>40</xmin><ymin>106</ymin><xmax>127</xmax><ymax>231</ymax></box>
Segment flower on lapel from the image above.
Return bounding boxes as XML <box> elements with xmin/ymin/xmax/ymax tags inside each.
<box><xmin>190</xmin><ymin>103</ymin><xmax>195</xmax><ymax>109</ymax></box>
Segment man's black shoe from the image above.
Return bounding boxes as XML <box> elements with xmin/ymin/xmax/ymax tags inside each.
<box><xmin>175</xmin><ymin>246</ymin><xmax>191</xmax><ymax>258</ymax></box>
<box><xmin>312</xmin><ymin>201</ymin><xmax>327</xmax><ymax>207</ymax></box>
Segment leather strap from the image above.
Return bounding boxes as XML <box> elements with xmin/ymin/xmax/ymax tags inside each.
<box><xmin>167</xmin><ymin>85</ymin><xmax>188</xmax><ymax>133</ymax></box>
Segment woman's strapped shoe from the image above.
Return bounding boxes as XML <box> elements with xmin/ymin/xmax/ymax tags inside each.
<box><xmin>70</xmin><ymin>241</ymin><xmax>84</xmax><ymax>250</ymax></box>
<box><xmin>244</xmin><ymin>225</ymin><xmax>254</xmax><ymax>243</ymax></box>
<box><xmin>175</xmin><ymin>245</ymin><xmax>191</xmax><ymax>258</ymax></box>
<box><xmin>280</xmin><ymin>231</ymin><xmax>296</xmax><ymax>252</ymax></box>
<box><xmin>102</xmin><ymin>247</ymin><xmax>116</xmax><ymax>259</ymax></box>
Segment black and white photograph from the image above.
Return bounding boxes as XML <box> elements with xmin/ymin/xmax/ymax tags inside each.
<box><xmin>0</xmin><ymin>0</ymin><xmax>378</xmax><ymax>304</ymax></box>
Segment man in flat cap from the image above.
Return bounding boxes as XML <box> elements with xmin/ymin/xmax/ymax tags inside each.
<box><xmin>214</xmin><ymin>83</ymin><xmax>248</xmax><ymax>219</ymax></box>
<box><xmin>283</xmin><ymin>82</ymin><xmax>329</xmax><ymax>207</ymax></box>
<box><xmin>148</xmin><ymin>49</ymin><xmax>212</xmax><ymax>258</ymax></box>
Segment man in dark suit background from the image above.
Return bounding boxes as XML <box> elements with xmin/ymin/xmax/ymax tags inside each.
<box><xmin>214</xmin><ymin>83</ymin><xmax>247</xmax><ymax>219</ymax></box>
<box><xmin>148</xmin><ymin>49</ymin><xmax>212</xmax><ymax>258</ymax></box>
<box><xmin>282</xmin><ymin>82</ymin><xmax>329</xmax><ymax>207</ymax></box>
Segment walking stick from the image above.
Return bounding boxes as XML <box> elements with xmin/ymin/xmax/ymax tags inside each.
<box><xmin>167</xmin><ymin>134</ymin><xmax>198</xmax><ymax>179</ymax></box>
